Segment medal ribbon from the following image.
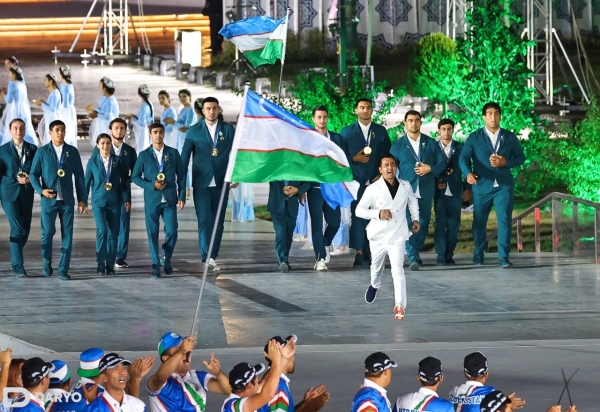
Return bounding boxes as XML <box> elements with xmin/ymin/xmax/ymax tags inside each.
<box><xmin>14</xmin><ymin>144</ymin><xmax>25</xmax><ymax>172</ymax></box>
<box><xmin>488</xmin><ymin>132</ymin><xmax>501</xmax><ymax>154</ymax></box>
<box><xmin>102</xmin><ymin>155</ymin><xmax>113</xmax><ymax>184</ymax></box>
<box><xmin>406</xmin><ymin>136</ymin><xmax>420</xmax><ymax>163</ymax></box>
<box><xmin>364</xmin><ymin>125</ymin><xmax>372</xmax><ymax>148</ymax></box>
<box><xmin>439</xmin><ymin>140</ymin><xmax>453</xmax><ymax>167</ymax></box>
<box><xmin>209</xmin><ymin>122</ymin><xmax>220</xmax><ymax>148</ymax></box>
<box><xmin>152</xmin><ymin>149</ymin><xmax>164</xmax><ymax>173</ymax></box>
<box><xmin>56</xmin><ymin>146</ymin><xmax>66</xmax><ymax>171</ymax></box>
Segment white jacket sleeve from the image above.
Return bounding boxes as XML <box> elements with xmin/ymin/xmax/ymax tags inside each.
<box><xmin>406</xmin><ymin>183</ymin><xmax>420</xmax><ymax>223</ymax></box>
<box><xmin>356</xmin><ymin>186</ymin><xmax>381</xmax><ymax>221</ymax></box>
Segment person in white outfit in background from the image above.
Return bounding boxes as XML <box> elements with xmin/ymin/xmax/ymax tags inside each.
<box><xmin>356</xmin><ymin>153</ymin><xmax>420</xmax><ymax>321</ymax></box>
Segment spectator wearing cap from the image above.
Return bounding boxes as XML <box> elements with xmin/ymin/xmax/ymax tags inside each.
<box><xmin>148</xmin><ymin>333</ymin><xmax>230</xmax><ymax>412</ymax></box>
<box><xmin>72</xmin><ymin>348</ymin><xmax>106</xmax><ymax>410</ymax></box>
<box><xmin>479</xmin><ymin>391</ymin><xmax>514</xmax><ymax>412</ymax></box>
<box><xmin>83</xmin><ymin>353</ymin><xmax>145</xmax><ymax>412</ymax></box>
<box><xmin>351</xmin><ymin>352</ymin><xmax>396</xmax><ymax>412</ymax></box>
<box><xmin>46</xmin><ymin>360</ymin><xmax>76</xmax><ymax>412</ymax></box>
<box><xmin>261</xmin><ymin>336</ymin><xmax>329</xmax><ymax>412</ymax></box>
<box><xmin>392</xmin><ymin>357</ymin><xmax>453</xmax><ymax>412</ymax></box>
<box><xmin>221</xmin><ymin>340</ymin><xmax>285</xmax><ymax>412</ymax></box>
<box><xmin>12</xmin><ymin>357</ymin><xmax>53</xmax><ymax>412</ymax></box>
<box><xmin>449</xmin><ymin>352</ymin><xmax>496</xmax><ymax>412</ymax></box>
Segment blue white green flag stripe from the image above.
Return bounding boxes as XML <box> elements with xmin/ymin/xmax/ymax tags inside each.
<box><xmin>225</xmin><ymin>89</ymin><xmax>358</xmax><ymax>207</ymax></box>
<box><xmin>219</xmin><ymin>16</ymin><xmax>287</xmax><ymax>68</ymax></box>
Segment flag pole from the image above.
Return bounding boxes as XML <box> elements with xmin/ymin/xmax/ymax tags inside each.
<box><xmin>189</xmin><ymin>83</ymin><xmax>251</xmax><ymax>343</ymax></box>
<box><xmin>277</xmin><ymin>8</ymin><xmax>291</xmax><ymax>100</ymax></box>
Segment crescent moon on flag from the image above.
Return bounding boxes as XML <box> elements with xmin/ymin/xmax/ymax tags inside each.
<box><xmin>258</xmin><ymin>97</ymin><xmax>268</xmax><ymax>113</ymax></box>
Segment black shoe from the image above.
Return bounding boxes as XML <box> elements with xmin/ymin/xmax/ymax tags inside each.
<box><xmin>163</xmin><ymin>259</ymin><xmax>173</xmax><ymax>275</ymax></box>
<box><xmin>58</xmin><ymin>272</ymin><xmax>71</xmax><ymax>281</ymax></box>
<box><xmin>436</xmin><ymin>255</ymin><xmax>446</xmax><ymax>266</ymax></box>
<box><xmin>96</xmin><ymin>263</ymin><xmax>106</xmax><ymax>276</ymax></box>
<box><xmin>499</xmin><ymin>258</ymin><xmax>513</xmax><ymax>268</ymax></box>
<box><xmin>473</xmin><ymin>255</ymin><xmax>484</xmax><ymax>265</ymax></box>
<box><xmin>353</xmin><ymin>254</ymin><xmax>369</xmax><ymax>269</ymax></box>
<box><xmin>416</xmin><ymin>257</ymin><xmax>423</xmax><ymax>266</ymax></box>
<box><xmin>365</xmin><ymin>285</ymin><xmax>378</xmax><ymax>304</ymax></box>
<box><xmin>115</xmin><ymin>258</ymin><xmax>128</xmax><ymax>268</ymax></box>
<box><xmin>151</xmin><ymin>267</ymin><xmax>161</xmax><ymax>278</ymax></box>
<box><xmin>106</xmin><ymin>267</ymin><xmax>116</xmax><ymax>275</ymax></box>
<box><xmin>409</xmin><ymin>260</ymin><xmax>420</xmax><ymax>271</ymax></box>
<box><xmin>446</xmin><ymin>258</ymin><xmax>456</xmax><ymax>266</ymax></box>
<box><xmin>43</xmin><ymin>259</ymin><xmax>53</xmax><ymax>277</ymax></box>
<box><xmin>15</xmin><ymin>265</ymin><xmax>27</xmax><ymax>278</ymax></box>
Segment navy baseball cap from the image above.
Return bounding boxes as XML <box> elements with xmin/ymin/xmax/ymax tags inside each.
<box><xmin>464</xmin><ymin>352</ymin><xmax>489</xmax><ymax>377</ymax></box>
<box><xmin>229</xmin><ymin>363</ymin><xmax>266</xmax><ymax>390</ymax></box>
<box><xmin>158</xmin><ymin>332</ymin><xmax>186</xmax><ymax>356</ymax></box>
<box><xmin>365</xmin><ymin>352</ymin><xmax>397</xmax><ymax>373</ymax></box>
<box><xmin>418</xmin><ymin>357</ymin><xmax>443</xmax><ymax>382</ymax></box>
<box><xmin>263</xmin><ymin>335</ymin><xmax>298</xmax><ymax>353</ymax></box>
<box><xmin>22</xmin><ymin>357</ymin><xmax>53</xmax><ymax>386</ymax></box>
<box><xmin>480</xmin><ymin>390</ymin><xmax>512</xmax><ymax>412</ymax></box>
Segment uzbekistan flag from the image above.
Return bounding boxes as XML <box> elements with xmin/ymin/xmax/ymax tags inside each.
<box><xmin>219</xmin><ymin>16</ymin><xmax>287</xmax><ymax>68</ymax></box>
<box><xmin>225</xmin><ymin>89</ymin><xmax>359</xmax><ymax>208</ymax></box>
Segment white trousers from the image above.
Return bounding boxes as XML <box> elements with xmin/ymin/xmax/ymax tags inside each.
<box><xmin>370</xmin><ymin>240</ymin><xmax>407</xmax><ymax>308</ymax></box>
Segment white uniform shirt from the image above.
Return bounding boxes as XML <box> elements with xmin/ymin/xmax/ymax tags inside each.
<box><xmin>113</xmin><ymin>143</ymin><xmax>123</xmax><ymax>157</ymax></box>
<box><xmin>206</xmin><ymin>120</ymin><xmax>218</xmax><ymax>187</ymax></box>
<box><xmin>98</xmin><ymin>389</ymin><xmax>146</xmax><ymax>412</ymax></box>
<box><xmin>407</xmin><ymin>135</ymin><xmax>421</xmax><ymax>199</ymax></box>
<box><xmin>439</xmin><ymin>141</ymin><xmax>453</xmax><ymax>197</ymax></box>
<box><xmin>153</xmin><ymin>146</ymin><xmax>167</xmax><ymax>203</ymax></box>
<box><xmin>484</xmin><ymin>128</ymin><xmax>500</xmax><ymax>187</ymax></box>
<box><xmin>53</xmin><ymin>143</ymin><xmax>64</xmax><ymax>201</ymax></box>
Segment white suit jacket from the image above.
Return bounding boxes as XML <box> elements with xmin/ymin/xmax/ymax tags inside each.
<box><xmin>355</xmin><ymin>177</ymin><xmax>420</xmax><ymax>244</ymax></box>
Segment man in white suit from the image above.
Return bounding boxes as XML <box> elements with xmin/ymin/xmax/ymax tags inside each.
<box><xmin>356</xmin><ymin>153</ymin><xmax>420</xmax><ymax>321</ymax></box>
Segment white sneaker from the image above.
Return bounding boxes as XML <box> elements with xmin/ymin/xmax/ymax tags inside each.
<box><xmin>207</xmin><ymin>258</ymin><xmax>220</xmax><ymax>271</ymax></box>
<box><xmin>325</xmin><ymin>246</ymin><xmax>331</xmax><ymax>263</ymax></box>
<box><xmin>314</xmin><ymin>259</ymin><xmax>327</xmax><ymax>271</ymax></box>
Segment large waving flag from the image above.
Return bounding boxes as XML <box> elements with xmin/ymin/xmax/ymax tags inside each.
<box><xmin>219</xmin><ymin>16</ymin><xmax>287</xmax><ymax>68</ymax></box>
<box><xmin>225</xmin><ymin>89</ymin><xmax>359</xmax><ymax>208</ymax></box>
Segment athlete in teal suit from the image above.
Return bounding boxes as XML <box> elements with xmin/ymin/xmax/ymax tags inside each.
<box><xmin>85</xmin><ymin>133</ymin><xmax>131</xmax><ymax>275</ymax></box>
<box><xmin>0</xmin><ymin>118</ymin><xmax>37</xmax><ymax>277</ymax></box>
<box><xmin>132</xmin><ymin>122</ymin><xmax>186</xmax><ymax>278</ymax></box>
<box><xmin>459</xmin><ymin>102</ymin><xmax>525</xmax><ymax>268</ymax></box>
<box><xmin>30</xmin><ymin>120</ymin><xmax>86</xmax><ymax>281</ymax></box>
<box><xmin>180</xmin><ymin>97</ymin><xmax>236</xmax><ymax>272</ymax></box>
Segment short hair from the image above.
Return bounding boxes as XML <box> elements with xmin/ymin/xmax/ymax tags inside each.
<box><xmin>365</xmin><ymin>370</ymin><xmax>384</xmax><ymax>378</ymax></box>
<box><xmin>158</xmin><ymin>90</ymin><xmax>170</xmax><ymax>99</ymax></box>
<box><xmin>404</xmin><ymin>110</ymin><xmax>421</xmax><ymax>121</ymax></box>
<box><xmin>109</xmin><ymin>118</ymin><xmax>127</xmax><ymax>129</ymax></box>
<box><xmin>149</xmin><ymin>122</ymin><xmax>165</xmax><ymax>133</ymax></box>
<box><xmin>438</xmin><ymin>118</ymin><xmax>455</xmax><ymax>129</ymax></box>
<box><xmin>96</xmin><ymin>133</ymin><xmax>111</xmax><ymax>144</ymax></box>
<box><xmin>9</xmin><ymin>118</ymin><xmax>25</xmax><ymax>128</ymax></box>
<box><xmin>355</xmin><ymin>98</ymin><xmax>373</xmax><ymax>108</ymax></box>
<box><xmin>179</xmin><ymin>89</ymin><xmax>192</xmax><ymax>97</ymax></box>
<box><xmin>312</xmin><ymin>106</ymin><xmax>328</xmax><ymax>116</ymax></box>
<box><xmin>482</xmin><ymin>102</ymin><xmax>502</xmax><ymax>115</ymax></box>
<box><xmin>380</xmin><ymin>153</ymin><xmax>397</xmax><ymax>166</ymax></box>
<box><xmin>49</xmin><ymin>120</ymin><xmax>66</xmax><ymax>130</ymax></box>
<box><xmin>201</xmin><ymin>96</ymin><xmax>219</xmax><ymax>108</ymax></box>
<box><xmin>49</xmin><ymin>378</ymin><xmax>70</xmax><ymax>390</ymax></box>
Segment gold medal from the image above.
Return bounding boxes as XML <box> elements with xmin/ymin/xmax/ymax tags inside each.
<box><xmin>104</xmin><ymin>182</ymin><xmax>113</xmax><ymax>191</ymax></box>
<box><xmin>157</xmin><ymin>173</ymin><xmax>166</xmax><ymax>182</ymax></box>
<box><xmin>363</xmin><ymin>147</ymin><xmax>372</xmax><ymax>156</ymax></box>
<box><xmin>211</xmin><ymin>148</ymin><xmax>219</xmax><ymax>156</ymax></box>
<box><xmin>57</xmin><ymin>169</ymin><xmax>65</xmax><ymax>177</ymax></box>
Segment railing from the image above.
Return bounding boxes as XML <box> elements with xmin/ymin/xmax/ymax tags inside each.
<box><xmin>485</xmin><ymin>192</ymin><xmax>600</xmax><ymax>262</ymax></box>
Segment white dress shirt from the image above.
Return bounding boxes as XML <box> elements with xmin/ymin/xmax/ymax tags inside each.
<box><xmin>113</xmin><ymin>143</ymin><xmax>123</xmax><ymax>157</ymax></box>
<box><xmin>153</xmin><ymin>146</ymin><xmax>167</xmax><ymax>203</ymax></box>
<box><xmin>485</xmin><ymin>128</ymin><xmax>500</xmax><ymax>187</ymax></box>
<box><xmin>100</xmin><ymin>389</ymin><xmax>146</xmax><ymax>412</ymax></box>
<box><xmin>440</xmin><ymin>140</ymin><xmax>453</xmax><ymax>196</ymax></box>
<box><xmin>358</xmin><ymin>121</ymin><xmax>372</xmax><ymax>145</ymax></box>
<box><xmin>53</xmin><ymin>143</ymin><xmax>64</xmax><ymax>201</ymax></box>
<box><xmin>408</xmin><ymin>135</ymin><xmax>422</xmax><ymax>198</ymax></box>
<box><xmin>206</xmin><ymin>120</ymin><xmax>218</xmax><ymax>187</ymax></box>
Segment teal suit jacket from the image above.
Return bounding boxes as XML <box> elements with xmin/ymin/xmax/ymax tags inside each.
<box><xmin>340</xmin><ymin>122</ymin><xmax>391</xmax><ymax>185</ymax></box>
<box><xmin>0</xmin><ymin>141</ymin><xmax>37</xmax><ymax>202</ymax></box>
<box><xmin>391</xmin><ymin>134</ymin><xmax>445</xmax><ymax>199</ymax></box>
<box><xmin>132</xmin><ymin>145</ymin><xmax>186</xmax><ymax>207</ymax></box>
<box><xmin>435</xmin><ymin>140</ymin><xmax>470</xmax><ymax>197</ymax></box>
<box><xmin>267</xmin><ymin>181</ymin><xmax>311</xmax><ymax>216</ymax></box>
<box><xmin>30</xmin><ymin>143</ymin><xmax>86</xmax><ymax>206</ymax></box>
<box><xmin>85</xmin><ymin>155</ymin><xmax>130</xmax><ymax>208</ymax></box>
<box><xmin>92</xmin><ymin>142</ymin><xmax>137</xmax><ymax>200</ymax></box>
<box><xmin>459</xmin><ymin>128</ymin><xmax>525</xmax><ymax>194</ymax></box>
<box><xmin>181</xmin><ymin>119</ymin><xmax>235</xmax><ymax>188</ymax></box>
